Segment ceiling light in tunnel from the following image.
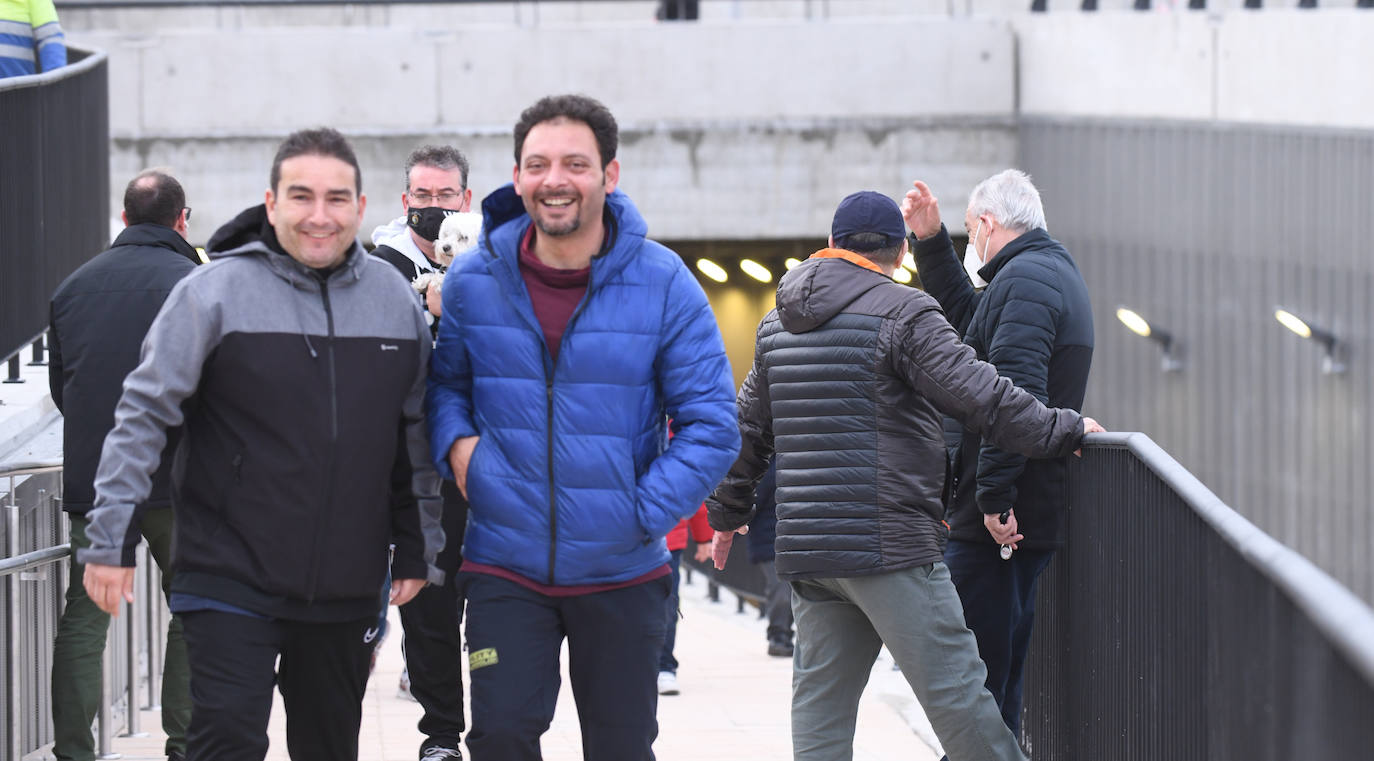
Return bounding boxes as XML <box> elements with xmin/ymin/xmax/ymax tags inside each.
<box><xmin>784</xmin><ymin>258</ymin><xmax>802</xmax><ymax>271</ymax></box>
<box><xmin>696</xmin><ymin>258</ymin><xmax>728</xmax><ymax>283</ymax></box>
<box><xmin>740</xmin><ymin>259</ymin><xmax>772</xmax><ymax>283</ymax></box>
<box><xmin>892</xmin><ymin>268</ymin><xmax>913</xmax><ymax>284</ymax></box>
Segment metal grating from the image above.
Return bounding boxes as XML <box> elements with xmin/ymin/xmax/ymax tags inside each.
<box><xmin>1021</xmin><ymin>117</ymin><xmax>1374</xmax><ymax>604</ymax></box>
<box><xmin>1022</xmin><ymin>435</ymin><xmax>1374</xmax><ymax>760</ymax></box>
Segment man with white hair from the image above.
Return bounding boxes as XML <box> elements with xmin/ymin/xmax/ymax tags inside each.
<box><xmin>904</xmin><ymin>171</ymin><xmax>1094</xmax><ymax>743</ymax></box>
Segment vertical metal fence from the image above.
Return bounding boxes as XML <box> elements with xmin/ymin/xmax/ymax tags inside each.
<box><xmin>0</xmin><ymin>44</ymin><xmax>110</xmax><ymax>361</ymax></box>
<box><xmin>1</xmin><ymin>461</ymin><xmax>169</xmax><ymax>760</ymax></box>
<box><xmin>1023</xmin><ymin>433</ymin><xmax>1374</xmax><ymax>760</ymax></box>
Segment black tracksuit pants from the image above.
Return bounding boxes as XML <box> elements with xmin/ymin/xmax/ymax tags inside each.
<box><xmin>399</xmin><ymin>479</ymin><xmax>469</xmax><ymax>751</ymax></box>
<box><xmin>180</xmin><ymin>610</ymin><xmax>376</xmax><ymax>761</ymax></box>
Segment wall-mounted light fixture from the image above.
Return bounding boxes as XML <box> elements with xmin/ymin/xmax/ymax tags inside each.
<box><xmin>739</xmin><ymin>259</ymin><xmax>773</xmax><ymax>283</ymax></box>
<box><xmin>1116</xmin><ymin>307</ymin><xmax>1183</xmax><ymax>372</ymax></box>
<box><xmin>784</xmin><ymin>257</ymin><xmax>802</xmax><ymax>271</ymax></box>
<box><xmin>1274</xmin><ymin>307</ymin><xmax>1345</xmax><ymax>374</ymax></box>
<box><xmin>892</xmin><ymin>268</ymin><xmax>913</xmax><ymax>284</ymax></box>
<box><xmin>696</xmin><ymin>258</ymin><xmax>727</xmax><ymax>283</ymax></box>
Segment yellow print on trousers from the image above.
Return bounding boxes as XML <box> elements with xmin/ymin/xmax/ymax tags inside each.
<box><xmin>469</xmin><ymin>647</ymin><xmax>499</xmax><ymax>670</ymax></box>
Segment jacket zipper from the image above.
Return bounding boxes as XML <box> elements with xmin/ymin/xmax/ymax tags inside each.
<box><xmin>544</xmin><ymin>274</ymin><xmax>593</xmax><ymax>586</ymax></box>
<box><xmin>305</xmin><ymin>278</ymin><xmax>339</xmax><ymax>602</ymax></box>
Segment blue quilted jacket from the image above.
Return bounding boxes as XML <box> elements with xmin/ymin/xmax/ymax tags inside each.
<box><xmin>426</xmin><ymin>184</ymin><xmax>740</xmax><ymax>586</ymax></box>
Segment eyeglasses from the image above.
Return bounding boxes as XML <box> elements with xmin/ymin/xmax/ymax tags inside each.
<box><xmin>183</xmin><ymin>207</ymin><xmax>192</xmax><ymax>222</ymax></box>
<box><xmin>409</xmin><ymin>191</ymin><xmax>463</xmax><ymax>205</ymax></box>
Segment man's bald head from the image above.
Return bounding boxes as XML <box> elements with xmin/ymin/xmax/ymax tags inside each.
<box><xmin>123</xmin><ymin>170</ymin><xmax>186</xmax><ymax>228</ymax></box>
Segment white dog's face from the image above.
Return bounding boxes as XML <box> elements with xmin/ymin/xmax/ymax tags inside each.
<box><xmin>435</xmin><ymin>212</ymin><xmax>483</xmax><ymax>266</ymax></box>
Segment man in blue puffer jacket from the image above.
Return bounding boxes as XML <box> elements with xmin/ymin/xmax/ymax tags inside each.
<box><xmin>426</xmin><ymin>93</ymin><xmax>739</xmax><ymax>761</ymax></box>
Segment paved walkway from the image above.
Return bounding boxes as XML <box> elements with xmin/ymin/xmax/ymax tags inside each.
<box><xmin>105</xmin><ymin>568</ymin><xmax>942</xmax><ymax>761</ymax></box>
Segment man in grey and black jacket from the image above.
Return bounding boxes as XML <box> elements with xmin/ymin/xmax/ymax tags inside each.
<box><xmin>705</xmin><ymin>190</ymin><xmax>1103</xmax><ymax>761</ymax></box>
<box><xmin>906</xmin><ymin>171</ymin><xmax>1093</xmax><ymax>741</ymax></box>
<box><xmin>81</xmin><ymin>128</ymin><xmax>444</xmax><ymax>761</ymax></box>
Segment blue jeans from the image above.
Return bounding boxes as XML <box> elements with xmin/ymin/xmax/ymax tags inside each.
<box><xmin>944</xmin><ymin>539</ymin><xmax>1055</xmax><ymax>736</ymax></box>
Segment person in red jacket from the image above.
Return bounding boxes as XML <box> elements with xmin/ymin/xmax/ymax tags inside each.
<box><xmin>657</xmin><ymin>505</ymin><xmax>712</xmax><ymax>695</ymax></box>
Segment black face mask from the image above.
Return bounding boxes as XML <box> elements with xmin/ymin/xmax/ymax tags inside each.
<box><xmin>407</xmin><ymin>206</ymin><xmax>457</xmax><ymax>242</ymax></box>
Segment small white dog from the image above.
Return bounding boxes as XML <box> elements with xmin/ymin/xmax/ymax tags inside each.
<box><xmin>412</xmin><ymin>211</ymin><xmax>483</xmax><ymax>298</ymax></box>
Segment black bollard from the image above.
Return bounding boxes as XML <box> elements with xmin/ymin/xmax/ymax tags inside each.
<box><xmin>5</xmin><ymin>355</ymin><xmax>24</xmax><ymax>383</ymax></box>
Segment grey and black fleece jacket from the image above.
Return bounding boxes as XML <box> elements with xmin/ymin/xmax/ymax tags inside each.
<box><xmin>80</xmin><ymin>213</ymin><xmax>443</xmax><ymax>622</ymax></box>
<box><xmin>706</xmin><ymin>252</ymin><xmax>1085</xmax><ymax>581</ymax></box>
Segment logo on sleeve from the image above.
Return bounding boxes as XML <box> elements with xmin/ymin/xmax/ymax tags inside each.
<box><xmin>380</xmin><ymin>344</ymin><xmax>399</xmax><ymax>351</ymax></box>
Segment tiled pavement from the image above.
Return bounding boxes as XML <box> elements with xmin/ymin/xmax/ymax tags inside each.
<box><xmin>106</xmin><ymin>570</ymin><xmax>940</xmax><ymax>761</ymax></box>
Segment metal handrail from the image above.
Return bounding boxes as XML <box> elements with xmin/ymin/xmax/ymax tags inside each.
<box><xmin>1084</xmin><ymin>432</ymin><xmax>1374</xmax><ymax>687</ymax></box>
<box><xmin>0</xmin><ymin>44</ymin><xmax>106</xmax><ymax>94</ymax></box>
<box><xmin>0</xmin><ymin>544</ymin><xmax>71</xmax><ymax>575</ymax></box>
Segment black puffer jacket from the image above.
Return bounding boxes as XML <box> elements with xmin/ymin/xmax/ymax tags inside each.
<box><xmin>913</xmin><ymin>226</ymin><xmax>1093</xmax><ymax>550</ymax></box>
<box><xmin>48</xmin><ymin>223</ymin><xmax>200</xmax><ymax>514</ymax></box>
<box><xmin>707</xmin><ymin>250</ymin><xmax>1085</xmax><ymax>580</ymax></box>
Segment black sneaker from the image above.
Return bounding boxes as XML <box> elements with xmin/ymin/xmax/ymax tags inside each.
<box><xmin>168</xmin><ymin>752</ymin><xmax>186</xmax><ymax>761</ymax></box>
<box><xmin>767</xmin><ymin>638</ymin><xmax>793</xmax><ymax>658</ymax></box>
<box><xmin>420</xmin><ymin>745</ymin><xmax>463</xmax><ymax>761</ymax></box>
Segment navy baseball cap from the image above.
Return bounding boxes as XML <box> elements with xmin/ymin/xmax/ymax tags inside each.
<box><xmin>830</xmin><ymin>191</ymin><xmax>906</xmax><ymax>250</ymax></box>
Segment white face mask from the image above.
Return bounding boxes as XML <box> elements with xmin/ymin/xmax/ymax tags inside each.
<box><xmin>963</xmin><ymin>218</ymin><xmax>990</xmax><ymax>288</ymax></box>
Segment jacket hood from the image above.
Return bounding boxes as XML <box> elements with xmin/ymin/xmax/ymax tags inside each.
<box><xmin>479</xmin><ymin>183</ymin><xmax>643</xmax><ymax>286</ymax></box>
<box><xmin>111</xmin><ymin>222</ymin><xmax>201</xmax><ymax>265</ymax></box>
<box><xmin>205</xmin><ymin>203</ymin><xmax>273</xmax><ymax>255</ymax></box>
<box><xmin>776</xmin><ymin>249</ymin><xmax>893</xmax><ymax>333</ymax></box>
<box><xmin>205</xmin><ymin>204</ymin><xmax>368</xmax><ymax>289</ymax></box>
<box><xmin>371</xmin><ymin>214</ymin><xmax>408</xmax><ymax>247</ymax></box>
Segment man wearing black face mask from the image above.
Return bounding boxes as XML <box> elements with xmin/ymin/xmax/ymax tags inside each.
<box><xmin>372</xmin><ymin>145</ymin><xmax>474</xmax><ymax>318</ymax></box>
<box><xmin>371</xmin><ymin>143</ymin><xmax>473</xmax><ymax>761</ymax></box>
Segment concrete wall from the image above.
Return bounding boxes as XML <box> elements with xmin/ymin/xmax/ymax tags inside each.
<box><xmin>67</xmin><ymin>11</ymin><xmax>1016</xmax><ymax>243</ymax></box>
<box><xmin>1015</xmin><ymin>11</ymin><xmax>1374</xmax><ymax>127</ymax></box>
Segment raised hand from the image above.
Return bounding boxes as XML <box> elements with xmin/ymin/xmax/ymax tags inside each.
<box><xmin>900</xmin><ymin>180</ymin><xmax>943</xmax><ymax>241</ymax></box>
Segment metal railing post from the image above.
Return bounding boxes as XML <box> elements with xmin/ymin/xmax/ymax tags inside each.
<box><xmin>4</xmin><ymin>354</ymin><xmax>22</xmax><ymax>383</ymax></box>
<box><xmin>144</xmin><ymin>544</ymin><xmax>159</xmax><ymax>709</ymax></box>
<box><xmin>29</xmin><ymin>335</ymin><xmax>47</xmax><ymax>366</ymax></box>
<box><xmin>8</xmin><ymin>476</ymin><xmax>23</xmax><ymax>761</ymax></box>
<box><xmin>122</xmin><ymin>595</ymin><xmax>145</xmax><ymax>738</ymax></box>
<box><xmin>97</xmin><ymin>623</ymin><xmax>120</xmax><ymax>759</ymax></box>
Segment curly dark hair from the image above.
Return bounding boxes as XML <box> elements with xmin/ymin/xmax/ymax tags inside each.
<box><xmin>514</xmin><ymin>94</ymin><xmax>618</xmax><ymax>169</ymax></box>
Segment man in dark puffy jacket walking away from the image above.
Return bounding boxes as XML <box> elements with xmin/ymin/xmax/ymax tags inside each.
<box><xmin>48</xmin><ymin>170</ymin><xmax>197</xmax><ymax>761</ymax></box>
<box><xmin>426</xmin><ymin>94</ymin><xmax>739</xmax><ymax>761</ymax></box>
<box><xmin>80</xmin><ymin>128</ymin><xmax>444</xmax><ymax>761</ymax></box>
<box><xmin>905</xmin><ymin>171</ymin><xmax>1094</xmax><ymax>743</ymax></box>
<box><xmin>706</xmin><ymin>190</ymin><xmax>1104</xmax><ymax>761</ymax></box>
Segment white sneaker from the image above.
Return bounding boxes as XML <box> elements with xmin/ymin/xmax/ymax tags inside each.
<box><xmin>657</xmin><ymin>671</ymin><xmax>679</xmax><ymax>696</ymax></box>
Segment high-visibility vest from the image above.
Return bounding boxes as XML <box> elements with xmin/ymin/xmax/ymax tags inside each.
<box><xmin>0</xmin><ymin>0</ymin><xmax>67</xmax><ymax>78</ymax></box>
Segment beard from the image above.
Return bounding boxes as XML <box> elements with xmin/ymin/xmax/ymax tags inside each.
<box><xmin>534</xmin><ymin>212</ymin><xmax>580</xmax><ymax>237</ymax></box>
